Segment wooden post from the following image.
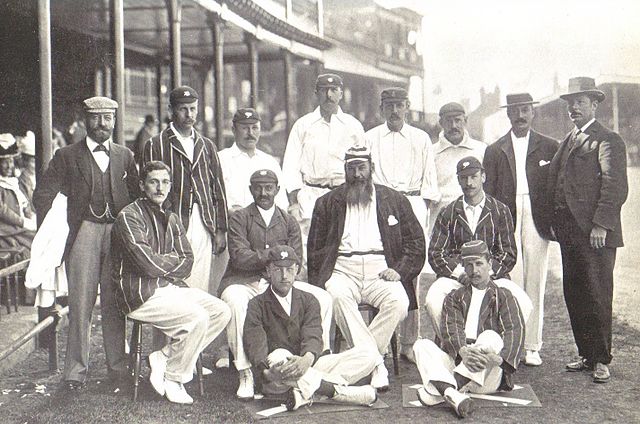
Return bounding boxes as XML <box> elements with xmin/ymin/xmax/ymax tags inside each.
<box><xmin>209</xmin><ymin>14</ymin><xmax>225</xmax><ymax>150</ymax></box>
<box><xmin>611</xmin><ymin>84</ymin><xmax>619</xmax><ymax>133</ymax></box>
<box><xmin>245</xmin><ymin>33</ymin><xmax>259</xmax><ymax>109</ymax></box>
<box><xmin>156</xmin><ymin>60</ymin><xmax>164</xmax><ymax>132</ymax></box>
<box><xmin>37</xmin><ymin>0</ymin><xmax>53</xmax><ymax>170</ymax></box>
<box><xmin>110</xmin><ymin>0</ymin><xmax>125</xmax><ymax>145</ymax></box>
<box><xmin>283</xmin><ymin>49</ymin><xmax>296</xmax><ymax>134</ymax></box>
<box><xmin>167</xmin><ymin>0</ymin><xmax>183</xmax><ymax>88</ymax></box>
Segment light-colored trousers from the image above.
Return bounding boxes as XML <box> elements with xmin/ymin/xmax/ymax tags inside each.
<box><xmin>413</xmin><ymin>330</ymin><xmax>504</xmax><ymax>394</ymax></box>
<box><xmin>326</xmin><ymin>255</ymin><xmax>409</xmax><ymax>355</ymax></box>
<box><xmin>184</xmin><ymin>204</ymin><xmax>212</xmax><ymax>292</ymax></box>
<box><xmin>221</xmin><ymin>280</ymin><xmax>333</xmax><ymax>371</ymax></box>
<box><xmin>511</xmin><ymin>194</ymin><xmax>549</xmax><ymax>351</ymax></box>
<box><xmin>64</xmin><ymin>221</ymin><xmax>127</xmax><ymax>382</ymax></box>
<box><xmin>262</xmin><ymin>346</ymin><xmax>378</xmax><ymax>400</ymax></box>
<box><xmin>128</xmin><ymin>285</ymin><xmax>231</xmax><ymax>384</ymax></box>
<box><xmin>425</xmin><ymin>277</ymin><xmax>532</xmax><ymax>341</ymax></box>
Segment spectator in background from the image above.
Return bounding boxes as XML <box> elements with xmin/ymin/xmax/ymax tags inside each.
<box><xmin>17</xmin><ymin>131</ymin><xmax>37</xmax><ymax>210</ymax></box>
<box><xmin>134</xmin><ymin>114</ymin><xmax>156</xmax><ymax>164</ymax></box>
<box><xmin>0</xmin><ymin>133</ymin><xmax>36</xmax><ymax>251</ymax></box>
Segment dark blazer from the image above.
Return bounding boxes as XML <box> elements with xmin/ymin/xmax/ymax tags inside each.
<box><xmin>111</xmin><ymin>198</ymin><xmax>193</xmax><ymax>314</ymax></box>
<box><xmin>33</xmin><ymin>139</ymin><xmax>139</xmax><ymax>256</ymax></box>
<box><xmin>547</xmin><ymin>120</ymin><xmax>628</xmax><ymax>247</ymax></box>
<box><xmin>307</xmin><ymin>184</ymin><xmax>425</xmax><ymax>310</ymax></box>
<box><xmin>244</xmin><ymin>287</ymin><xmax>323</xmax><ymax>373</ymax></box>
<box><xmin>221</xmin><ymin>203</ymin><xmax>302</xmax><ymax>293</ymax></box>
<box><xmin>429</xmin><ymin>195</ymin><xmax>516</xmax><ymax>280</ymax></box>
<box><xmin>441</xmin><ymin>282</ymin><xmax>524</xmax><ymax>389</ymax></box>
<box><xmin>483</xmin><ymin>130</ymin><xmax>559</xmax><ymax>239</ymax></box>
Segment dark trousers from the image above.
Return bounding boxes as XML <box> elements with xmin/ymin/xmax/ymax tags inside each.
<box><xmin>553</xmin><ymin>209</ymin><xmax>615</xmax><ymax>364</ymax></box>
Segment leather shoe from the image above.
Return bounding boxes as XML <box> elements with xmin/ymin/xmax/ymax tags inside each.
<box><xmin>592</xmin><ymin>363</ymin><xmax>610</xmax><ymax>383</ymax></box>
<box><xmin>64</xmin><ymin>380</ymin><xmax>86</xmax><ymax>391</ymax></box>
<box><xmin>565</xmin><ymin>358</ymin><xmax>592</xmax><ymax>372</ymax></box>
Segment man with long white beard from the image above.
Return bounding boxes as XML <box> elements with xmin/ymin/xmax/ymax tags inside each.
<box><xmin>307</xmin><ymin>146</ymin><xmax>425</xmax><ymax>391</ymax></box>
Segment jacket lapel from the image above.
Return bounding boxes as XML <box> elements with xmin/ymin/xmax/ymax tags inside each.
<box><xmin>332</xmin><ymin>186</ymin><xmax>347</xmax><ymax>237</ymax></box>
<box><xmin>475</xmin><ymin>197</ymin><xmax>493</xmax><ymax>233</ymax></box>
<box><xmin>192</xmin><ymin>132</ymin><xmax>205</xmax><ymax>167</ymax></box>
<box><xmin>265</xmin><ymin>287</ymin><xmax>290</xmax><ymax>320</ymax></box>
<box><xmin>477</xmin><ymin>285</ymin><xmax>497</xmax><ymax>328</ymax></box>
<box><xmin>526</xmin><ymin>131</ymin><xmax>542</xmax><ymax>157</ymax></box>
<box><xmin>167</xmin><ymin>127</ymin><xmax>191</xmax><ymax>163</ymax></box>
<box><xmin>453</xmin><ymin>198</ymin><xmax>474</xmax><ymax>236</ymax></box>
<box><xmin>109</xmin><ymin>143</ymin><xmax>126</xmax><ymax>202</ymax></box>
<box><xmin>499</xmin><ymin>136</ymin><xmax>517</xmax><ymax>185</ymax></box>
<box><xmin>76</xmin><ymin>141</ymin><xmax>93</xmax><ymax>187</ymax></box>
<box><xmin>249</xmin><ymin>204</ymin><xmax>268</xmax><ymax>229</ymax></box>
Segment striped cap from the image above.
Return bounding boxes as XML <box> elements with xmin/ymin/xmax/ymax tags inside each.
<box><xmin>344</xmin><ymin>145</ymin><xmax>371</xmax><ymax>163</ymax></box>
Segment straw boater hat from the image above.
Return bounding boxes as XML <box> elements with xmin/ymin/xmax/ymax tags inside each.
<box><xmin>0</xmin><ymin>133</ymin><xmax>19</xmax><ymax>159</ymax></box>
<box><xmin>500</xmin><ymin>93</ymin><xmax>540</xmax><ymax>108</ymax></box>
<box><xmin>560</xmin><ymin>77</ymin><xmax>605</xmax><ymax>102</ymax></box>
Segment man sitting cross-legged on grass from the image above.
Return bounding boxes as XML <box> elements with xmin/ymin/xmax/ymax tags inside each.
<box><xmin>412</xmin><ymin>240</ymin><xmax>525</xmax><ymax>419</ymax></box>
<box><xmin>111</xmin><ymin>161</ymin><xmax>231</xmax><ymax>404</ymax></box>
<box><xmin>243</xmin><ymin>245</ymin><xmax>378</xmax><ymax>410</ymax></box>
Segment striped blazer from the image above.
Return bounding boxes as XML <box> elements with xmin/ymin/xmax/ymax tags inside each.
<box><xmin>111</xmin><ymin>198</ymin><xmax>193</xmax><ymax>314</ymax></box>
<box><xmin>428</xmin><ymin>195</ymin><xmax>516</xmax><ymax>279</ymax></box>
<box><xmin>441</xmin><ymin>282</ymin><xmax>525</xmax><ymax>381</ymax></box>
<box><xmin>141</xmin><ymin>126</ymin><xmax>228</xmax><ymax>237</ymax></box>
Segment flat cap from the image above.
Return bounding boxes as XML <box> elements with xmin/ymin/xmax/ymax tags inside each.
<box><xmin>344</xmin><ymin>145</ymin><xmax>371</xmax><ymax>163</ymax></box>
<box><xmin>250</xmin><ymin>169</ymin><xmax>278</xmax><ymax>185</ymax></box>
<box><xmin>381</xmin><ymin>87</ymin><xmax>409</xmax><ymax>102</ymax></box>
<box><xmin>169</xmin><ymin>86</ymin><xmax>199</xmax><ymax>105</ymax></box>
<box><xmin>316</xmin><ymin>73</ymin><xmax>343</xmax><ymax>89</ymax></box>
<box><xmin>267</xmin><ymin>245</ymin><xmax>300</xmax><ymax>267</ymax></box>
<box><xmin>456</xmin><ymin>156</ymin><xmax>484</xmax><ymax>176</ymax></box>
<box><xmin>461</xmin><ymin>240</ymin><xmax>489</xmax><ymax>259</ymax></box>
<box><xmin>233</xmin><ymin>108</ymin><xmax>261</xmax><ymax>124</ymax></box>
<box><xmin>83</xmin><ymin>96</ymin><xmax>118</xmax><ymax>113</ymax></box>
<box><xmin>439</xmin><ymin>102</ymin><xmax>466</xmax><ymax>117</ymax></box>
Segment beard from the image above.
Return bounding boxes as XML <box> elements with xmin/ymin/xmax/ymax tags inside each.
<box><xmin>345</xmin><ymin>174</ymin><xmax>374</xmax><ymax>207</ymax></box>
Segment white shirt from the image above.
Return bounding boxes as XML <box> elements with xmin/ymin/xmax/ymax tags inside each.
<box><xmin>170</xmin><ymin>123</ymin><xmax>195</xmax><ymax>162</ymax></box>
<box><xmin>271</xmin><ymin>286</ymin><xmax>292</xmax><ymax>316</ymax></box>
<box><xmin>85</xmin><ymin>136</ymin><xmax>111</xmax><ymax>173</ymax></box>
<box><xmin>339</xmin><ymin>193</ymin><xmax>384</xmax><ymax>253</ymax></box>
<box><xmin>257</xmin><ymin>204</ymin><xmax>276</xmax><ymax>227</ymax></box>
<box><xmin>579</xmin><ymin>118</ymin><xmax>596</xmax><ymax>133</ymax></box>
<box><xmin>464</xmin><ymin>286</ymin><xmax>488</xmax><ymax>340</ymax></box>
<box><xmin>510</xmin><ymin>131</ymin><xmax>530</xmax><ymax>195</ymax></box>
<box><xmin>367</xmin><ymin>122</ymin><xmax>439</xmax><ymax>201</ymax></box>
<box><xmin>432</xmin><ymin>131</ymin><xmax>486</xmax><ymax>205</ymax></box>
<box><xmin>462</xmin><ymin>195</ymin><xmax>486</xmax><ymax>234</ymax></box>
<box><xmin>218</xmin><ymin>143</ymin><xmax>288</xmax><ymax>210</ymax></box>
<box><xmin>282</xmin><ymin>107</ymin><xmax>365</xmax><ymax>193</ymax></box>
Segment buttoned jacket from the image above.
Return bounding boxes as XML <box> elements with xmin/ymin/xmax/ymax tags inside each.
<box><xmin>429</xmin><ymin>195</ymin><xmax>516</xmax><ymax>279</ymax></box>
<box><xmin>483</xmin><ymin>130</ymin><xmax>558</xmax><ymax>239</ymax></box>
<box><xmin>546</xmin><ymin>120</ymin><xmax>628</xmax><ymax>247</ymax></box>
<box><xmin>307</xmin><ymin>184</ymin><xmax>425</xmax><ymax>310</ymax></box>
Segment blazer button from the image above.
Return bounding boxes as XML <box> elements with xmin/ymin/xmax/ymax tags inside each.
<box><xmin>265</xmin><ymin>244</ymin><xmax>270</xmax><ymax>248</ymax></box>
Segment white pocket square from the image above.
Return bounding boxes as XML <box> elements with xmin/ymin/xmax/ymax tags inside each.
<box><xmin>539</xmin><ymin>160</ymin><xmax>550</xmax><ymax>167</ymax></box>
<box><xmin>122</xmin><ymin>171</ymin><xmax>128</xmax><ymax>180</ymax></box>
<box><xmin>388</xmin><ymin>215</ymin><xmax>399</xmax><ymax>226</ymax></box>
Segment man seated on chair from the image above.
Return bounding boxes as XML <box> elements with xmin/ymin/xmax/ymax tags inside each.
<box><xmin>244</xmin><ymin>245</ymin><xmax>378</xmax><ymax>410</ymax></box>
<box><xmin>426</xmin><ymin>156</ymin><xmax>532</xmax><ymax>340</ymax></box>
<box><xmin>307</xmin><ymin>145</ymin><xmax>426</xmax><ymax>391</ymax></box>
<box><xmin>413</xmin><ymin>240</ymin><xmax>525</xmax><ymax>418</ymax></box>
<box><xmin>111</xmin><ymin>161</ymin><xmax>231</xmax><ymax>404</ymax></box>
<box><xmin>220</xmin><ymin>169</ymin><xmax>332</xmax><ymax>400</ymax></box>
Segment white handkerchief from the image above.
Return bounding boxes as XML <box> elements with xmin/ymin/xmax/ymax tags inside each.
<box><xmin>388</xmin><ymin>215</ymin><xmax>399</xmax><ymax>226</ymax></box>
<box><xmin>539</xmin><ymin>160</ymin><xmax>550</xmax><ymax>167</ymax></box>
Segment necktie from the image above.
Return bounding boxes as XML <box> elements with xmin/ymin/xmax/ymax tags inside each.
<box><xmin>569</xmin><ymin>129</ymin><xmax>581</xmax><ymax>150</ymax></box>
<box><xmin>93</xmin><ymin>144</ymin><xmax>109</xmax><ymax>155</ymax></box>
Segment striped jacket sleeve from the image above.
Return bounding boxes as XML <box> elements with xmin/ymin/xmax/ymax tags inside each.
<box><xmin>428</xmin><ymin>205</ymin><xmax>459</xmax><ymax>277</ymax></box>
<box><xmin>440</xmin><ymin>289</ymin><xmax>469</xmax><ymax>358</ymax></box>
<box><xmin>114</xmin><ymin>205</ymin><xmax>193</xmax><ymax>279</ymax></box>
<box><xmin>205</xmin><ymin>140</ymin><xmax>228</xmax><ymax>231</ymax></box>
<box><xmin>496</xmin><ymin>287</ymin><xmax>525</xmax><ymax>370</ymax></box>
<box><xmin>489</xmin><ymin>200</ymin><xmax>517</xmax><ymax>278</ymax></box>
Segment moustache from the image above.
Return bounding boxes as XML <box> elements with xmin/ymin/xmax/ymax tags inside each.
<box><xmin>390</xmin><ymin>114</ymin><xmax>401</xmax><ymax>120</ymax></box>
<box><xmin>245</xmin><ymin>137</ymin><xmax>257</xmax><ymax>142</ymax></box>
<box><xmin>515</xmin><ymin>119</ymin><xmax>527</xmax><ymax>124</ymax></box>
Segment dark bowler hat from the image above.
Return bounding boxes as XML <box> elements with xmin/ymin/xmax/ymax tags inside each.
<box><xmin>456</xmin><ymin>156</ymin><xmax>484</xmax><ymax>176</ymax></box>
<box><xmin>250</xmin><ymin>169</ymin><xmax>278</xmax><ymax>185</ymax></box>
<box><xmin>560</xmin><ymin>77</ymin><xmax>605</xmax><ymax>102</ymax></box>
<box><xmin>233</xmin><ymin>108</ymin><xmax>261</xmax><ymax>124</ymax></box>
<box><xmin>439</xmin><ymin>102</ymin><xmax>466</xmax><ymax>117</ymax></box>
<box><xmin>381</xmin><ymin>87</ymin><xmax>409</xmax><ymax>102</ymax></box>
<box><xmin>316</xmin><ymin>73</ymin><xmax>343</xmax><ymax>89</ymax></box>
<box><xmin>500</xmin><ymin>93</ymin><xmax>539</xmax><ymax>108</ymax></box>
<box><xmin>0</xmin><ymin>133</ymin><xmax>18</xmax><ymax>159</ymax></box>
<box><xmin>344</xmin><ymin>145</ymin><xmax>371</xmax><ymax>163</ymax></box>
<box><xmin>267</xmin><ymin>245</ymin><xmax>300</xmax><ymax>267</ymax></box>
<box><xmin>83</xmin><ymin>96</ymin><xmax>118</xmax><ymax>113</ymax></box>
<box><xmin>169</xmin><ymin>86</ymin><xmax>199</xmax><ymax>105</ymax></box>
<box><xmin>461</xmin><ymin>240</ymin><xmax>490</xmax><ymax>259</ymax></box>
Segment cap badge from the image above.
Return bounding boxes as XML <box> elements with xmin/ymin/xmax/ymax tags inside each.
<box><xmin>463</xmin><ymin>161</ymin><xmax>469</xmax><ymax>168</ymax></box>
<box><xmin>260</xmin><ymin>170</ymin><xmax>267</xmax><ymax>175</ymax></box>
<box><xmin>327</xmin><ymin>77</ymin><xmax>333</xmax><ymax>83</ymax></box>
<box><xmin>184</xmin><ymin>90</ymin><xmax>190</xmax><ymax>96</ymax></box>
<box><xmin>280</xmin><ymin>251</ymin><xmax>289</xmax><ymax>259</ymax></box>
<box><xmin>244</xmin><ymin>112</ymin><xmax>252</xmax><ymax>118</ymax></box>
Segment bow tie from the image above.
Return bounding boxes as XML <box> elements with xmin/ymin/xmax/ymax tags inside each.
<box><xmin>93</xmin><ymin>144</ymin><xmax>109</xmax><ymax>155</ymax></box>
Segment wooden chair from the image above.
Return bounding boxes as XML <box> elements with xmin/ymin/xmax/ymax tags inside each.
<box><xmin>128</xmin><ymin>319</ymin><xmax>205</xmax><ymax>401</ymax></box>
<box><xmin>0</xmin><ymin>247</ymin><xmax>25</xmax><ymax>317</ymax></box>
<box><xmin>333</xmin><ymin>304</ymin><xmax>399</xmax><ymax>376</ymax></box>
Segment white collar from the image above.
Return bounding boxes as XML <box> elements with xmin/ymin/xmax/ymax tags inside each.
<box><xmin>256</xmin><ymin>204</ymin><xmax>276</xmax><ymax>226</ymax></box>
<box><xmin>578</xmin><ymin>118</ymin><xmax>596</xmax><ymax>133</ymax></box>
<box><xmin>462</xmin><ymin>194</ymin><xmax>486</xmax><ymax>211</ymax></box>
<box><xmin>229</xmin><ymin>142</ymin><xmax>259</xmax><ymax>158</ymax></box>
<box><xmin>271</xmin><ymin>286</ymin><xmax>292</xmax><ymax>315</ymax></box>
<box><xmin>86</xmin><ymin>136</ymin><xmax>111</xmax><ymax>152</ymax></box>
<box><xmin>436</xmin><ymin>131</ymin><xmax>473</xmax><ymax>153</ymax></box>
<box><xmin>170</xmin><ymin>122</ymin><xmax>194</xmax><ymax>141</ymax></box>
<box><xmin>510</xmin><ymin>130</ymin><xmax>530</xmax><ymax>142</ymax></box>
<box><xmin>311</xmin><ymin>106</ymin><xmax>346</xmax><ymax>124</ymax></box>
<box><xmin>383</xmin><ymin>122</ymin><xmax>410</xmax><ymax>138</ymax></box>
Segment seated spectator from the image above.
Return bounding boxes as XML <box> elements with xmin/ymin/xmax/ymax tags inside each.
<box><xmin>220</xmin><ymin>169</ymin><xmax>332</xmax><ymax>400</ymax></box>
<box><xmin>307</xmin><ymin>146</ymin><xmax>426</xmax><ymax>391</ymax></box>
<box><xmin>17</xmin><ymin>131</ymin><xmax>37</xmax><ymax>212</ymax></box>
<box><xmin>425</xmin><ymin>156</ymin><xmax>532</xmax><ymax>339</ymax></box>
<box><xmin>413</xmin><ymin>240</ymin><xmax>525</xmax><ymax>418</ymax></box>
<box><xmin>0</xmin><ymin>133</ymin><xmax>36</xmax><ymax>251</ymax></box>
<box><xmin>244</xmin><ymin>246</ymin><xmax>377</xmax><ymax>410</ymax></box>
<box><xmin>111</xmin><ymin>161</ymin><xmax>231</xmax><ymax>404</ymax></box>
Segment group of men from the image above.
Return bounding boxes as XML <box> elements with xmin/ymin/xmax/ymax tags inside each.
<box><xmin>31</xmin><ymin>72</ymin><xmax>627</xmax><ymax>417</ymax></box>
